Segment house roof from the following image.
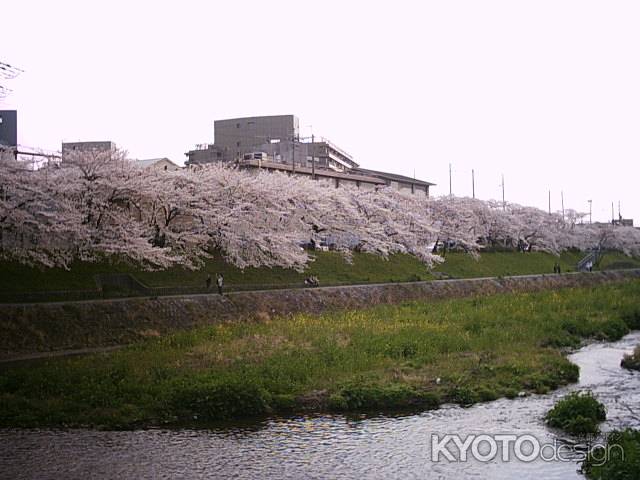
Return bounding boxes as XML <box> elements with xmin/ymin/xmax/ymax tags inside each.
<box><xmin>239</xmin><ymin>159</ymin><xmax>386</xmax><ymax>185</ymax></box>
<box><xmin>135</xmin><ymin>157</ymin><xmax>181</xmax><ymax>169</ymax></box>
<box><xmin>351</xmin><ymin>167</ymin><xmax>436</xmax><ymax>187</ymax></box>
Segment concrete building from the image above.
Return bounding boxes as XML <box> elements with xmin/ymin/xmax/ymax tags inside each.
<box><xmin>185</xmin><ymin>114</ymin><xmax>435</xmax><ymax>195</ymax></box>
<box><xmin>0</xmin><ymin>110</ymin><xmax>17</xmax><ymax>149</ymax></box>
<box><xmin>237</xmin><ymin>157</ymin><xmax>386</xmax><ymax>189</ymax></box>
<box><xmin>215</xmin><ymin>114</ymin><xmax>298</xmax><ymax>160</ymax></box>
<box><xmin>135</xmin><ymin>157</ymin><xmax>181</xmax><ymax>172</ymax></box>
<box><xmin>186</xmin><ymin>115</ymin><xmax>301</xmax><ymax>165</ymax></box>
<box><xmin>62</xmin><ymin>141</ymin><xmax>116</xmax><ymax>161</ymax></box>
<box><xmin>352</xmin><ymin>167</ymin><xmax>434</xmax><ymax>196</ymax></box>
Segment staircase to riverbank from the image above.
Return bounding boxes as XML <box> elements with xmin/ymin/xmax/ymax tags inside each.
<box><xmin>577</xmin><ymin>248</ymin><xmax>603</xmax><ymax>271</ymax></box>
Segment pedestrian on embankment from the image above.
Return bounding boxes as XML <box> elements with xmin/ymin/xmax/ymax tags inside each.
<box><xmin>216</xmin><ymin>273</ymin><xmax>224</xmax><ymax>295</ymax></box>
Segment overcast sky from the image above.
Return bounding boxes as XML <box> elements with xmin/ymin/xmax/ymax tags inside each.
<box><xmin>2</xmin><ymin>1</ymin><xmax>639</xmax><ymax>223</ymax></box>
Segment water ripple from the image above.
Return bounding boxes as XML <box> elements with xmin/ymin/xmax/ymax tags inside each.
<box><xmin>2</xmin><ymin>332</ymin><xmax>640</xmax><ymax>479</ymax></box>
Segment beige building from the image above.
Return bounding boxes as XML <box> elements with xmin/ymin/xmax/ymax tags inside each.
<box><xmin>62</xmin><ymin>141</ymin><xmax>116</xmax><ymax>161</ymax></box>
<box><xmin>135</xmin><ymin>157</ymin><xmax>181</xmax><ymax>172</ymax></box>
<box><xmin>186</xmin><ymin>114</ymin><xmax>435</xmax><ymax>196</ymax></box>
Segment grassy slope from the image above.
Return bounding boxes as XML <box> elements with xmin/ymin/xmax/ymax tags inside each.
<box><xmin>1</xmin><ymin>249</ymin><xmax>637</xmax><ymax>296</ymax></box>
<box><xmin>0</xmin><ymin>252</ymin><xmax>431</xmax><ymax>294</ymax></box>
<box><xmin>1</xmin><ymin>280</ymin><xmax>639</xmax><ymax>428</ymax></box>
<box><xmin>432</xmin><ymin>250</ymin><xmax>584</xmax><ymax>278</ymax></box>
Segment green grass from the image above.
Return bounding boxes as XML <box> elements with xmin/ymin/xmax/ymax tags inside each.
<box><xmin>432</xmin><ymin>250</ymin><xmax>585</xmax><ymax>278</ymax></box>
<box><xmin>582</xmin><ymin>429</ymin><xmax>640</xmax><ymax>479</ymax></box>
<box><xmin>2</xmin><ymin>249</ymin><xmax>636</xmax><ymax>300</ymax></box>
<box><xmin>545</xmin><ymin>391</ymin><xmax>606</xmax><ymax>436</ymax></box>
<box><xmin>0</xmin><ymin>251</ymin><xmax>432</xmax><ymax>296</ymax></box>
<box><xmin>598</xmin><ymin>252</ymin><xmax>640</xmax><ymax>271</ymax></box>
<box><xmin>1</xmin><ymin>280</ymin><xmax>639</xmax><ymax>428</ymax></box>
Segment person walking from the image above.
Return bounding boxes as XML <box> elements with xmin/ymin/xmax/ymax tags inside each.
<box><xmin>216</xmin><ymin>273</ymin><xmax>224</xmax><ymax>295</ymax></box>
<box><xmin>206</xmin><ymin>274</ymin><xmax>212</xmax><ymax>290</ymax></box>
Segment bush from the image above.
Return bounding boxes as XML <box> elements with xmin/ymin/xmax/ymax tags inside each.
<box><xmin>330</xmin><ymin>383</ymin><xmax>439</xmax><ymax>411</ymax></box>
<box><xmin>447</xmin><ymin>386</ymin><xmax>479</xmax><ymax>406</ymax></box>
<box><xmin>622</xmin><ymin>345</ymin><xmax>640</xmax><ymax>371</ymax></box>
<box><xmin>582</xmin><ymin>429</ymin><xmax>640</xmax><ymax>479</ymax></box>
<box><xmin>168</xmin><ymin>379</ymin><xmax>271</xmax><ymax>421</ymax></box>
<box><xmin>545</xmin><ymin>391</ymin><xmax>606</xmax><ymax>436</ymax></box>
<box><xmin>595</xmin><ymin>318</ymin><xmax>629</xmax><ymax>341</ymax></box>
<box><xmin>621</xmin><ymin>308</ymin><xmax>640</xmax><ymax>330</ymax></box>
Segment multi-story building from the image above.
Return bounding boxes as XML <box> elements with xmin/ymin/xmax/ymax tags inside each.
<box><xmin>62</xmin><ymin>141</ymin><xmax>116</xmax><ymax>161</ymax></box>
<box><xmin>0</xmin><ymin>110</ymin><xmax>17</xmax><ymax>149</ymax></box>
<box><xmin>185</xmin><ymin>114</ymin><xmax>435</xmax><ymax>195</ymax></box>
<box><xmin>186</xmin><ymin>115</ymin><xmax>301</xmax><ymax>165</ymax></box>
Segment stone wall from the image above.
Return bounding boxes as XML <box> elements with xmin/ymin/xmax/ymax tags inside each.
<box><xmin>1</xmin><ymin>270</ymin><xmax>639</xmax><ymax>360</ymax></box>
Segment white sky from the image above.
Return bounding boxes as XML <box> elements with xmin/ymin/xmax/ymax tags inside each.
<box><xmin>2</xmin><ymin>0</ymin><xmax>639</xmax><ymax>223</ymax></box>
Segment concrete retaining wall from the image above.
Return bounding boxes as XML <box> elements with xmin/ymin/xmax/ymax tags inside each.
<box><xmin>1</xmin><ymin>269</ymin><xmax>639</xmax><ymax>360</ymax></box>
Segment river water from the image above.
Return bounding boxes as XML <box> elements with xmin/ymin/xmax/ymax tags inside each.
<box><xmin>2</xmin><ymin>332</ymin><xmax>640</xmax><ymax>480</ymax></box>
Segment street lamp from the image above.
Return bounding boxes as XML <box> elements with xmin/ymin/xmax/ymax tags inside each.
<box><xmin>588</xmin><ymin>200</ymin><xmax>592</xmax><ymax>224</ymax></box>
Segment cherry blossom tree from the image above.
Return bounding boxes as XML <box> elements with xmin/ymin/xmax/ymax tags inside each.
<box><xmin>2</xmin><ymin>149</ymin><xmax>639</xmax><ymax>271</ymax></box>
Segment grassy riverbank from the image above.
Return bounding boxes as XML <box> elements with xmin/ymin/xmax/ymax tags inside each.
<box><xmin>1</xmin><ymin>281</ymin><xmax>639</xmax><ymax>428</ymax></box>
<box><xmin>2</xmin><ymin>249</ymin><xmax>637</xmax><ymax>301</ymax></box>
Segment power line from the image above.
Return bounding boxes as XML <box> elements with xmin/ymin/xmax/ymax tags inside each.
<box><xmin>0</xmin><ymin>60</ymin><xmax>23</xmax><ymax>101</ymax></box>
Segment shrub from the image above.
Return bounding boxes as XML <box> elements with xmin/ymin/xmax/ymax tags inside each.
<box><xmin>168</xmin><ymin>379</ymin><xmax>271</xmax><ymax>421</ymax></box>
<box><xmin>545</xmin><ymin>391</ymin><xmax>606</xmax><ymax>436</ymax></box>
<box><xmin>331</xmin><ymin>383</ymin><xmax>439</xmax><ymax>411</ymax></box>
<box><xmin>595</xmin><ymin>318</ymin><xmax>629</xmax><ymax>341</ymax></box>
<box><xmin>621</xmin><ymin>308</ymin><xmax>640</xmax><ymax>330</ymax></box>
<box><xmin>582</xmin><ymin>429</ymin><xmax>640</xmax><ymax>480</ymax></box>
<box><xmin>447</xmin><ymin>386</ymin><xmax>478</xmax><ymax>406</ymax></box>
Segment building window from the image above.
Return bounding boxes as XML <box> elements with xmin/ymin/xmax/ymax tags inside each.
<box><xmin>236</xmin><ymin>141</ymin><xmax>241</xmax><ymax>147</ymax></box>
<box><xmin>164</xmin><ymin>165</ymin><xmax>168</xmax><ymax>171</ymax></box>
<box><xmin>236</xmin><ymin>123</ymin><xmax>240</xmax><ymax>128</ymax></box>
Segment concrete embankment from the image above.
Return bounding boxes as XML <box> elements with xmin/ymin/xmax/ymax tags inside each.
<box><xmin>1</xmin><ymin>269</ymin><xmax>639</xmax><ymax>360</ymax></box>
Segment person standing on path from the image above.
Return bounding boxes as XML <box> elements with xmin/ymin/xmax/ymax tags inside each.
<box><xmin>216</xmin><ymin>273</ymin><xmax>224</xmax><ymax>295</ymax></box>
<box><xmin>206</xmin><ymin>274</ymin><xmax>212</xmax><ymax>290</ymax></box>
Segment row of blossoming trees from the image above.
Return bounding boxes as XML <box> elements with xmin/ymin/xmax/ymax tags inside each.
<box><xmin>1</xmin><ymin>148</ymin><xmax>639</xmax><ymax>271</ymax></box>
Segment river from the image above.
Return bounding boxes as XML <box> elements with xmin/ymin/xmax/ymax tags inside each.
<box><xmin>2</xmin><ymin>332</ymin><xmax>640</xmax><ymax>479</ymax></box>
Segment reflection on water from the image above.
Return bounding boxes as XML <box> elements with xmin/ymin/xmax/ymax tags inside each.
<box><xmin>2</xmin><ymin>332</ymin><xmax>640</xmax><ymax>480</ymax></box>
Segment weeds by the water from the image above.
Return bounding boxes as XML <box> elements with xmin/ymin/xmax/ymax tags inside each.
<box><xmin>582</xmin><ymin>428</ymin><xmax>640</xmax><ymax>479</ymax></box>
<box><xmin>545</xmin><ymin>391</ymin><xmax>606</xmax><ymax>436</ymax></box>
<box><xmin>1</xmin><ymin>281</ymin><xmax>639</xmax><ymax>428</ymax></box>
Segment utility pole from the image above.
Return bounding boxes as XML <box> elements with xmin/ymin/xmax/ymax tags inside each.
<box><xmin>501</xmin><ymin>174</ymin><xmax>505</xmax><ymax>210</ymax></box>
<box><xmin>548</xmin><ymin>190</ymin><xmax>551</xmax><ymax>214</ymax></box>
<box><xmin>449</xmin><ymin>163</ymin><xmax>452</xmax><ymax>196</ymax></box>
<box><xmin>292</xmin><ymin>134</ymin><xmax>296</xmax><ymax>175</ymax></box>
<box><xmin>611</xmin><ymin>202</ymin><xmax>615</xmax><ymax>224</ymax></box>
<box><xmin>472</xmin><ymin>169</ymin><xmax>475</xmax><ymax>199</ymax></box>
<box><xmin>588</xmin><ymin>199</ymin><xmax>592</xmax><ymax>224</ymax></box>
<box><xmin>618</xmin><ymin>200</ymin><xmax>622</xmax><ymax>221</ymax></box>
<box><xmin>561</xmin><ymin>191</ymin><xmax>565</xmax><ymax>221</ymax></box>
<box><xmin>311</xmin><ymin>133</ymin><xmax>315</xmax><ymax>180</ymax></box>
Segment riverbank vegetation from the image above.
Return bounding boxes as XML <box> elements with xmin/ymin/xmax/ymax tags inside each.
<box><xmin>1</xmin><ymin>250</ymin><xmax>638</xmax><ymax>301</ymax></box>
<box><xmin>582</xmin><ymin>429</ymin><xmax>640</xmax><ymax>479</ymax></box>
<box><xmin>545</xmin><ymin>391</ymin><xmax>606</xmax><ymax>435</ymax></box>
<box><xmin>1</xmin><ymin>281</ymin><xmax>639</xmax><ymax>429</ymax></box>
